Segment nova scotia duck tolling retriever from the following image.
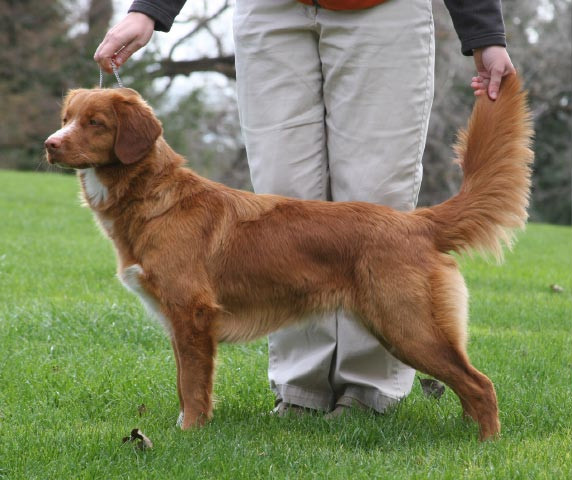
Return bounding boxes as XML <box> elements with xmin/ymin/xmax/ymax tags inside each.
<box><xmin>45</xmin><ymin>74</ymin><xmax>533</xmax><ymax>441</ymax></box>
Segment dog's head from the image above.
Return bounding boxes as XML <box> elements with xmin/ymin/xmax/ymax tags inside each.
<box><xmin>45</xmin><ymin>88</ymin><xmax>162</xmax><ymax>169</ymax></box>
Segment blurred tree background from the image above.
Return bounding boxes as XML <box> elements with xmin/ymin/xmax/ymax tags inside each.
<box><xmin>0</xmin><ymin>0</ymin><xmax>570</xmax><ymax>224</ymax></box>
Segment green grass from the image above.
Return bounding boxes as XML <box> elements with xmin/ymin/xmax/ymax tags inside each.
<box><xmin>1</xmin><ymin>170</ymin><xmax>571</xmax><ymax>479</ymax></box>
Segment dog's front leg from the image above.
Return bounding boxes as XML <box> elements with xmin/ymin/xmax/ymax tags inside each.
<box><xmin>171</xmin><ymin>338</ymin><xmax>184</xmax><ymax>426</ymax></box>
<box><xmin>170</xmin><ymin>304</ymin><xmax>218</xmax><ymax>430</ymax></box>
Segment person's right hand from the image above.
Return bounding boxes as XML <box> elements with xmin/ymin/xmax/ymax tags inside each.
<box><xmin>94</xmin><ymin>12</ymin><xmax>155</xmax><ymax>73</ymax></box>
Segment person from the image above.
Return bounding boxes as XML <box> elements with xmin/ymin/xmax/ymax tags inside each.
<box><xmin>95</xmin><ymin>0</ymin><xmax>515</xmax><ymax>418</ymax></box>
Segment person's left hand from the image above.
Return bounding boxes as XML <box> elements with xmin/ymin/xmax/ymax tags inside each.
<box><xmin>471</xmin><ymin>46</ymin><xmax>516</xmax><ymax>100</ymax></box>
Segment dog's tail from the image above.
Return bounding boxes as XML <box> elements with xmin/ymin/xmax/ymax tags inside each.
<box><xmin>415</xmin><ymin>74</ymin><xmax>534</xmax><ymax>261</ymax></box>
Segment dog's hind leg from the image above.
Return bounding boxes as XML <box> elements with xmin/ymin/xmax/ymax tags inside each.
<box><xmin>459</xmin><ymin>396</ymin><xmax>479</xmax><ymax>423</ymax></box>
<box><xmin>359</xmin><ymin>296</ymin><xmax>499</xmax><ymax>440</ymax></box>
<box><xmin>168</xmin><ymin>301</ymin><xmax>219</xmax><ymax>430</ymax></box>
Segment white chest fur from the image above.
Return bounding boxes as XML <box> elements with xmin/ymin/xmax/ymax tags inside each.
<box><xmin>80</xmin><ymin>168</ymin><xmax>108</xmax><ymax>207</ymax></box>
<box><xmin>79</xmin><ymin>168</ymin><xmax>114</xmax><ymax>236</ymax></box>
<box><xmin>119</xmin><ymin>264</ymin><xmax>173</xmax><ymax>336</ymax></box>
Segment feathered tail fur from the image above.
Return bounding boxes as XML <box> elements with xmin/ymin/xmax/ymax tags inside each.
<box><xmin>416</xmin><ymin>74</ymin><xmax>534</xmax><ymax>261</ymax></box>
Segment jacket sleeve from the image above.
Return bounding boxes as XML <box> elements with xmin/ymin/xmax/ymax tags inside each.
<box><xmin>128</xmin><ymin>0</ymin><xmax>187</xmax><ymax>32</ymax></box>
<box><xmin>443</xmin><ymin>0</ymin><xmax>507</xmax><ymax>56</ymax></box>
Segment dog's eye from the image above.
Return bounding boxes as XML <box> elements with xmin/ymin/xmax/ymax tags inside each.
<box><xmin>62</xmin><ymin>118</ymin><xmax>67</xmax><ymax>125</ymax></box>
<box><xmin>89</xmin><ymin>119</ymin><xmax>102</xmax><ymax>126</ymax></box>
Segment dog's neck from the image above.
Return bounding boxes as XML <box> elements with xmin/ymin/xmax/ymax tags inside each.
<box><xmin>78</xmin><ymin>136</ymin><xmax>215</xmax><ymax>264</ymax></box>
<box><xmin>78</xmin><ymin>136</ymin><xmax>201</xmax><ymax>212</ymax></box>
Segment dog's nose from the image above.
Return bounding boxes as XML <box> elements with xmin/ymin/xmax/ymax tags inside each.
<box><xmin>45</xmin><ymin>135</ymin><xmax>62</xmax><ymax>150</ymax></box>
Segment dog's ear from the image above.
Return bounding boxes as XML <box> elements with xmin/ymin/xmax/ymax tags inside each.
<box><xmin>112</xmin><ymin>91</ymin><xmax>162</xmax><ymax>165</ymax></box>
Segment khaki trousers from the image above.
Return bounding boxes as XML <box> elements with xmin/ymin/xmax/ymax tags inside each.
<box><xmin>234</xmin><ymin>0</ymin><xmax>435</xmax><ymax>412</ymax></box>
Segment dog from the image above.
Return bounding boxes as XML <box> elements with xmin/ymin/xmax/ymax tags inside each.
<box><xmin>44</xmin><ymin>74</ymin><xmax>533</xmax><ymax>441</ymax></box>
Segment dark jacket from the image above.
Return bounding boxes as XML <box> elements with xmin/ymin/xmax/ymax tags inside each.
<box><xmin>128</xmin><ymin>0</ymin><xmax>506</xmax><ymax>56</ymax></box>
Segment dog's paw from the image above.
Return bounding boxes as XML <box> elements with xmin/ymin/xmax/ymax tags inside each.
<box><xmin>176</xmin><ymin>411</ymin><xmax>184</xmax><ymax>428</ymax></box>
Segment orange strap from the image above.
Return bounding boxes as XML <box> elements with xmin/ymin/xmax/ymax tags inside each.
<box><xmin>297</xmin><ymin>0</ymin><xmax>387</xmax><ymax>10</ymax></box>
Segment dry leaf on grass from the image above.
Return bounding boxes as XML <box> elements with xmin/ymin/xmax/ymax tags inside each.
<box><xmin>137</xmin><ymin>404</ymin><xmax>147</xmax><ymax>416</ymax></box>
<box><xmin>122</xmin><ymin>428</ymin><xmax>153</xmax><ymax>450</ymax></box>
<box><xmin>418</xmin><ymin>378</ymin><xmax>445</xmax><ymax>400</ymax></box>
<box><xmin>550</xmin><ymin>284</ymin><xmax>564</xmax><ymax>293</ymax></box>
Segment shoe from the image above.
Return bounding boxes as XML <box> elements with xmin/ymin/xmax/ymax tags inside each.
<box><xmin>270</xmin><ymin>401</ymin><xmax>309</xmax><ymax>417</ymax></box>
<box><xmin>324</xmin><ymin>399</ymin><xmax>369</xmax><ymax>420</ymax></box>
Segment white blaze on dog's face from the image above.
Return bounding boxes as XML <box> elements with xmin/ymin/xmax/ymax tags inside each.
<box><xmin>44</xmin><ymin>88</ymin><xmax>162</xmax><ymax>169</ymax></box>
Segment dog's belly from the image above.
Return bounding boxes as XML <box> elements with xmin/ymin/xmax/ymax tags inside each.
<box><xmin>214</xmin><ymin>306</ymin><xmax>316</xmax><ymax>343</ymax></box>
<box><xmin>118</xmin><ymin>264</ymin><xmax>173</xmax><ymax>336</ymax></box>
<box><xmin>212</xmin><ymin>271</ymin><xmax>356</xmax><ymax>343</ymax></box>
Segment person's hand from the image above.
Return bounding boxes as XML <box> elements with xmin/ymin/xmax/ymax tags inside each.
<box><xmin>94</xmin><ymin>12</ymin><xmax>155</xmax><ymax>73</ymax></box>
<box><xmin>470</xmin><ymin>46</ymin><xmax>516</xmax><ymax>100</ymax></box>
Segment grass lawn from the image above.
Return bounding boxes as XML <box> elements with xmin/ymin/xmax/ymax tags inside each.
<box><xmin>0</xmin><ymin>170</ymin><xmax>571</xmax><ymax>479</ymax></box>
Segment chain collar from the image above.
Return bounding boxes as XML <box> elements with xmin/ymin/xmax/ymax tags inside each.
<box><xmin>99</xmin><ymin>59</ymin><xmax>124</xmax><ymax>88</ymax></box>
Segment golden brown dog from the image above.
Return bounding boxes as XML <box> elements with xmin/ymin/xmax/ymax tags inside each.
<box><xmin>45</xmin><ymin>74</ymin><xmax>533</xmax><ymax>440</ymax></box>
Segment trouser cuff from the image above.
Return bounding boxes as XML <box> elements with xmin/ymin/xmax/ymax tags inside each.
<box><xmin>272</xmin><ymin>383</ymin><xmax>334</xmax><ymax>411</ymax></box>
<box><xmin>336</xmin><ymin>385</ymin><xmax>403</xmax><ymax>413</ymax></box>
